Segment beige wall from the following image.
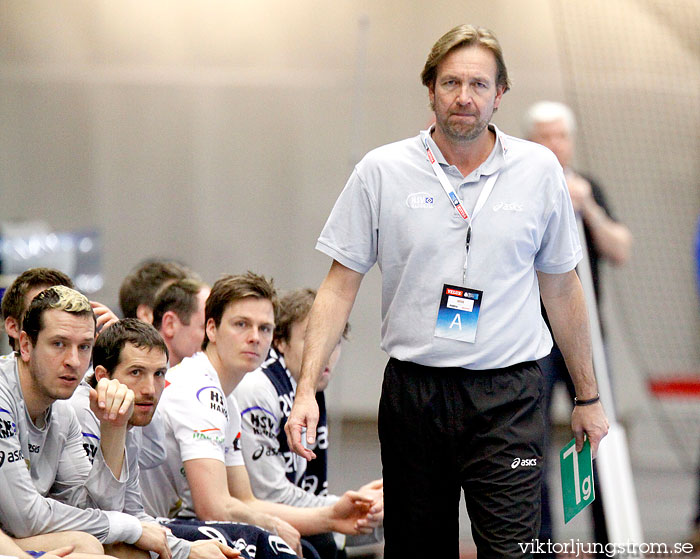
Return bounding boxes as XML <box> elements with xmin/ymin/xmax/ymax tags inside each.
<box><xmin>1</xmin><ymin>0</ymin><xmax>698</xmax><ymax>419</ymax></box>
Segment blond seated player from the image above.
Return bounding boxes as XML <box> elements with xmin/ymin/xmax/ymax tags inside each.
<box><xmin>0</xmin><ymin>286</ymin><xmax>170</xmax><ymax>556</ymax></box>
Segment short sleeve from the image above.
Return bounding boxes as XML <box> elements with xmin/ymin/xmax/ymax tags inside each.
<box><xmin>534</xmin><ymin>172</ymin><xmax>582</xmax><ymax>274</ymax></box>
<box><xmin>316</xmin><ymin>168</ymin><xmax>379</xmax><ymax>274</ymax></box>
<box><xmin>168</xmin><ymin>382</ymin><xmax>231</xmax><ymax>464</ymax></box>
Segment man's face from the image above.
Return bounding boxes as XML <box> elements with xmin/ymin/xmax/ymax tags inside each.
<box><xmin>528</xmin><ymin>118</ymin><xmax>573</xmax><ymax>169</ymax></box>
<box><xmin>19</xmin><ymin>309</ymin><xmax>95</xmax><ymax>403</ymax></box>
<box><xmin>97</xmin><ymin>343</ymin><xmax>167</xmax><ymax>427</ymax></box>
<box><xmin>277</xmin><ymin>315</ymin><xmax>342</xmax><ymax>392</ymax></box>
<box><xmin>429</xmin><ymin>45</ymin><xmax>504</xmax><ymax>144</ymax></box>
<box><xmin>169</xmin><ymin>286</ymin><xmax>210</xmax><ymax>366</ymax></box>
<box><xmin>206</xmin><ymin>297</ymin><xmax>274</xmax><ymax>376</ymax></box>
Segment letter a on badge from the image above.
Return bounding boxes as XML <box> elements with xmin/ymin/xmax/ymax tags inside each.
<box><xmin>449</xmin><ymin>313</ymin><xmax>462</xmax><ymax>330</ymax></box>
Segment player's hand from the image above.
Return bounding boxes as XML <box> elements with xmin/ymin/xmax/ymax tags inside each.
<box><xmin>571</xmin><ymin>401</ymin><xmax>609</xmax><ymax>458</ymax></box>
<box><xmin>329</xmin><ymin>490</ymin><xmax>375</xmax><ymax>535</ymax></box>
<box><xmin>90</xmin><ymin>300</ymin><xmax>119</xmax><ymax>336</ymax></box>
<box><xmin>135</xmin><ymin>522</ymin><xmax>172</xmax><ymax>559</ymax></box>
<box><xmin>284</xmin><ymin>392</ymin><xmax>319</xmax><ymax>461</ymax></box>
<box><xmin>265</xmin><ymin>515</ymin><xmax>302</xmax><ymax>558</ymax></box>
<box><xmin>356</xmin><ymin>478</ymin><xmax>384</xmax><ymax>529</ymax></box>
<box><xmin>41</xmin><ymin>546</ymin><xmax>74</xmax><ymax>559</ymax></box>
<box><xmin>89</xmin><ymin>377</ymin><xmax>134</xmax><ymax>426</ymax></box>
<box><xmin>188</xmin><ymin>540</ymin><xmax>240</xmax><ymax>559</ymax></box>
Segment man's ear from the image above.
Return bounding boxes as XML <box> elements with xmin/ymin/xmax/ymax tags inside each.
<box><xmin>4</xmin><ymin>317</ymin><xmax>20</xmax><ymax>344</ymax></box>
<box><xmin>205</xmin><ymin>318</ymin><xmax>217</xmax><ymax>346</ymax></box>
<box><xmin>18</xmin><ymin>331</ymin><xmax>33</xmax><ymax>362</ymax></box>
<box><xmin>94</xmin><ymin>365</ymin><xmax>111</xmax><ymax>383</ymax></box>
<box><xmin>136</xmin><ymin>304</ymin><xmax>154</xmax><ymax>325</ymax></box>
<box><xmin>161</xmin><ymin>311</ymin><xmax>178</xmax><ymax>338</ymax></box>
<box><xmin>493</xmin><ymin>84</ymin><xmax>505</xmax><ymax>111</ymax></box>
<box><xmin>276</xmin><ymin>339</ymin><xmax>289</xmax><ymax>356</ymax></box>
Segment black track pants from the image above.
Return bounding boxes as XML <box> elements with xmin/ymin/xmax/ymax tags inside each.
<box><xmin>378</xmin><ymin>358</ymin><xmax>544</xmax><ymax>559</ymax></box>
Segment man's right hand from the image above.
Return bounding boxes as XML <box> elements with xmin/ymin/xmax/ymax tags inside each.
<box><xmin>89</xmin><ymin>377</ymin><xmax>135</xmax><ymax>426</ymax></box>
<box><xmin>136</xmin><ymin>521</ymin><xmax>172</xmax><ymax>559</ymax></box>
<box><xmin>284</xmin><ymin>392</ymin><xmax>319</xmax><ymax>461</ymax></box>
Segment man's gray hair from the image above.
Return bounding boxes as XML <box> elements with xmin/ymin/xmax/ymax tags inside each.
<box><xmin>522</xmin><ymin>101</ymin><xmax>577</xmax><ymax>138</ymax></box>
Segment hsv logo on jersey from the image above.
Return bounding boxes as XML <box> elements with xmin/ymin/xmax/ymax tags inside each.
<box><xmin>196</xmin><ymin>386</ymin><xmax>229</xmax><ymax>420</ymax></box>
<box><xmin>82</xmin><ymin>433</ymin><xmax>100</xmax><ymax>464</ymax></box>
<box><xmin>242</xmin><ymin>407</ymin><xmax>276</xmax><ymax>439</ymax></box>
<box><xmin>0</xmin><ymin>409</ymin><xmax>17</xmax><ymax>440</ymax></box>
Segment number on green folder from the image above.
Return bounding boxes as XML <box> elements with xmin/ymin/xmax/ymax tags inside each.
<box><xmin>560</xmin><ymin>437</ymin><xmax>595</xmax><ymax>523</ymax></box>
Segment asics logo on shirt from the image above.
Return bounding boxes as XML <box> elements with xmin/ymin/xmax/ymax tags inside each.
<box><xmin>0</xmin><ymin>449</ymin><xmax>24</xmax><ymax>467</ymax></box>
<box><xmin>493</xmin><ymin>202</ymin><xmax>523</xmax><ymax>212</ymax></box>
<box><xmin>252</xmin><ymin>445</ymin><xmax>281</xmax><ymax>461</ymax></box>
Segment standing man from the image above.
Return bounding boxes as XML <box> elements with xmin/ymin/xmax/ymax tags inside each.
<box><xmin>286</xmin><ymin>24</ymin><xmax>609</xmax><ymax>558</ymax></box>
<box><xmin>523</xmin><ymin>101</ymin><xmax>632</xmax><ymax>271</ymax></box>
<box><xmin>523</xmin><ymin>101</ymin><xmax>633</xmax><ymax>553</ymax></box>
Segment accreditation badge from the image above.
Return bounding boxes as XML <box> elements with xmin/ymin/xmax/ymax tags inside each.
<box><xmin>433</xmin><ymin>284</ymin><xmax>483</xmax><ymax>343</ymax></box>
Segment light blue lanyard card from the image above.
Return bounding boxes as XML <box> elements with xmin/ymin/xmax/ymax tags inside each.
<box><xmin>434</xmin><ymin>284</ymin><xmax>483</xmax><ymax>343</ymax></box>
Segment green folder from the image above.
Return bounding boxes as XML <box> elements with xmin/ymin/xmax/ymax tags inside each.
<box><xmin>560</xmin><ymin>437</ymin><xmax>595</xmax><ymax>523</ymax></box>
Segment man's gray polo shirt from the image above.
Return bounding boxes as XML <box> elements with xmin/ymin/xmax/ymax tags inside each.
<box><xmin>316</xmin><ymin>125</ymin><xmax>582</xmax><ymax>370</ymax></box>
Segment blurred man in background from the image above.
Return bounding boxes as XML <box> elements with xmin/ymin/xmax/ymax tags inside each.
<box><xmin>524</xmin><ymin>100</ymin><xmax>632</xmax><ymax>554</ymax></box>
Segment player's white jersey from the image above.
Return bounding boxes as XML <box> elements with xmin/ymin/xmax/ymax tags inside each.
<box><xmin>141</xmin><ymin>352</ymin><xmax>244</xmax><ymax>519</ymax></box>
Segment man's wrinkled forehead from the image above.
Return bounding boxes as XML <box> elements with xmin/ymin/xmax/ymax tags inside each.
<box><xmin>118</xmin><ymin>341</ymin><xmax>168</xmax><ymax>370</ymax></box>
<box><xmin>40</xmin><ymin>307</ymin><xmax>96</xmax><ymax>337</ymax></box>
